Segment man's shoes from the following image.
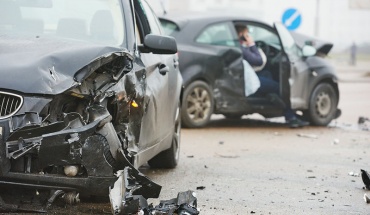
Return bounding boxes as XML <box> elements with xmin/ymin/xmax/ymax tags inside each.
<box><xmin>287</xmin><ymin>118</ymin><xmax>309</xmax><ymax>128</ymax></box>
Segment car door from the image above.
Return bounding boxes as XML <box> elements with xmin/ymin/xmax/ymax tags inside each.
<box><xmin>274</xmin><ymin>22</ymin><xmax>311</xmax><ymax>109</ymax></box>
<box><xmin>134</xmin><ymin>0</ymin><xmax>174</xmax><ymax>155</ymax></box>
<box><xmin>195</xmin><ymin>21</ymin><xmax>245</xmax><ymax>107</ymax></box>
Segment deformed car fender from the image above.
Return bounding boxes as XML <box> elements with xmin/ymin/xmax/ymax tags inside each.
<box><xmin>304</xmin><ymin>56</ymin><xmax>339</xmax><ymax>109</ymax></box>
<box><xmin>181</xmin><ymin>63</ymin><xmax>211</xmax><ymax>88</ymax></box>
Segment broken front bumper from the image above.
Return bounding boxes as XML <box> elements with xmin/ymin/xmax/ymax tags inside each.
<box><xmin>0</xmin><ymin>110</ymin><xmax>119</xmax><ymax>196</ymax></box>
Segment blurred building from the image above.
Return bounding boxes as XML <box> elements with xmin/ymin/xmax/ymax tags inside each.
<box><xmin>148</xmin><ymin>0</ymin><xmax>370</xmax><ymax>53</ymax></box>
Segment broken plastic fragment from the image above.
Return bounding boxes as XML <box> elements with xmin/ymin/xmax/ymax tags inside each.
<box><xmin>109</xmin><ymin>167</ymin><xmax>199</xmax><ymax>215</ymax></box>
<box><xmin>358</xmin><ymin>117</ymin><xmax>369</xmax><ymax>124</ymax></box>
<box><xmin>361</xmin><ymin>169</ymin><xmax>370</xmax><ymax>190</ymax></box>
<box><xmin>131</xmin><ymin>100</ymin><xmax>139</xmax><ymax>108</ymax></box>
<box><xmin>365</xmin><ymin>194</ymin><xmax>370</xmax><ymax>203</ymax></box>
<box><xmin>196</xmin><ymin>186</ymin><xmax>206</xmax><ymax>190</ymax></box>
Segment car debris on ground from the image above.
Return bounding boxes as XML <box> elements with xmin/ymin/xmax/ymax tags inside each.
<box><xmin>109</xmin><ymin>167</ymin><xmax>199</xmax><ymax>215</ymax></box>
<box><xmin>0</xmin><ymin>167</ymin><xmax>200</xmax><ymax>215</ymax></box>
<box><xmin>297</xmin><ymin>133</ymin><xmax>319</xmax><ymax>139</ymax></box>
<box><xmin>358</xmin><ymin>116</ymin><xmax>370</xmax><ymax>131</ymax></box>
<box><xmin>359</xmin><ymin>169</ymin><xmax>370</xmax><ymax>204</ymax></box>
<box><xmin>361</xmin><ymin>169</ymin><xmax>370</xmax><ymax>190</ymax></box>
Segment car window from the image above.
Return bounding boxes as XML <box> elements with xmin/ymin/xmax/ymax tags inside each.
<box><xmin>196</xmin><ymin>22</ymin><xmax>238</xmax><ymax>47</ymax></box>
<box><xmin>159</xmin><ymin>19</ymin><xmax>179</xmax><ymax>36</ymax></box>
<box><xmin>274</xmin><ymin>23</ymin><xmax>301</xmax><ymax>58</ymax></box>
<box><xmin>0</xmin><ymin>0</ymin><xmax>125</xmax><ymax>46</ymax></box>
<box><xmin>137</xmin><ymin>0</ymin><xmax>162</xmax><ymax>35</ymax></box>
<box><xmin>135</xmin><ymin>22</ymin><xmax>142</xmax><ymax>45</ymax></box>
<box><xmin>247</xmin><ymin>25</ymin><xmax>281</xmax><ymax>48</ymax></box>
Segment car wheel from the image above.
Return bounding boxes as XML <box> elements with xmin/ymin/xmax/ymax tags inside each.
<box><xmin>223</xmin><ymin>114</ymin><xmax>243</xmax><ymax>120</ymax></box>
<box><xmin>305</xmin><ymin>83</ymin><xmax>338</xmax><ymax>126</ymax></box>
<box><xmin>181</xmin><ymin>81</ymin><xmax>213</xmax><ymax>128</ymax></box>
<box><xmin>148</xmin><ymin>104</ymin><xmax>181</xmax><ymax>168</ymax></box>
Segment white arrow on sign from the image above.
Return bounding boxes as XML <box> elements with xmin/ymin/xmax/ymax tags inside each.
<box><xmin>284</xmin><ymin>10</ymin><xmax>301</xmax><ymax>27</ymax></box>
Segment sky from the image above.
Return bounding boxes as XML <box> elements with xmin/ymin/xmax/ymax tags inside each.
<box><xmin>148</xmin><ymin>0</ymin><xmax>370</xmax><ymax>53</ymax></box>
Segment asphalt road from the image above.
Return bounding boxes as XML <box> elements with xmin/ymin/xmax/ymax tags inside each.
<box><xmin>141</xmin><ymin>61</ymin><xmax>370</xmax><ymax>215</ymax></box>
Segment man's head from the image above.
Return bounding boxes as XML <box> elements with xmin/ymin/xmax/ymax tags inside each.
<box><xmin>235</xmin><ymin>24</ymin><xmax>248</xmax><ymax>40</ymax></box>
<box><xmin>235</xmin><ymin>24</ymin><xmax>255</xmax><ymax>46</ymax></box>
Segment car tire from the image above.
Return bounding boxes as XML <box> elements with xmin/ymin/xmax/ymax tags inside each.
<box><xmin>148</xmin><ymin>104</ymin><xmax>181</xmax><ymax>169</ymax></box>
<box><xmin>304</xmin><ymin>82</ymin><xmax>338</xmax><ymax>126</ymax></box>
<box><xmin>181</xmin><ymin>81</ymin><xmax>213</xmax><ymax>128</ymax></box>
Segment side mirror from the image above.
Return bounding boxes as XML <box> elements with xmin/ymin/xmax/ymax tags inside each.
<box><xmin>139</xmin><ymin>34</ymin><xmax>177</xmax><ymax>54</ymax></box>
<box><xmin>302</xmin><ymin>45</ymin><xmax>316</xmax><ymax>57</ymax></box>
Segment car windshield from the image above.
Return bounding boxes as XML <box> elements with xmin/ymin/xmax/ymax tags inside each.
<box><xmin>0</xmin><ymin>0</ymin><xmax>124</xmax><ymax>46</ymax></box>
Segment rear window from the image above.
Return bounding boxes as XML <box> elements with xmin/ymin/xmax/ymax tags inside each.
<box><xmin>196</xmin><ymin>22</ymin><xmax>238</xmax><ymax>47</ymax></box>
<box><xmin>159</xmin><ymin>19</ymin><xmax>179</xmax><ymax>36</ymax></box>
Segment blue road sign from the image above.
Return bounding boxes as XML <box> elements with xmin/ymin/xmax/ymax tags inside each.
<box><xmin>282</xmin><ymin>8</ymin><xmax>302</xmax><ymax>31</ymax></box>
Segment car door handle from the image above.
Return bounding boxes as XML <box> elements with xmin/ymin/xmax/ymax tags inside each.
<box><xmin>159</xmin><ymin>64</ymin><xmax>169</xmax><ymax>76</ymax></box>
<box><xmin>174</xmin><ymin>61</ymin><xmax>179</xmax><ymax>68</ymax></box>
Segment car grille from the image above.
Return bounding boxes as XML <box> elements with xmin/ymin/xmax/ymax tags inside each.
<box><xmin>0</xmin><ymin>91</ymin><xmax>23</xmax><ymax>119</ymax></box>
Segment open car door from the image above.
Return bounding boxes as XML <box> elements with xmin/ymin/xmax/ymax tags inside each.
<box><xmin>274</xmin><ymin>22</ymin><xmax>311</xmax><ymax>109</ymax></box>
<box><xmin>199</xmin><ymin>21</ymin><xmax>246</xmax><ymax>112</ymax></box>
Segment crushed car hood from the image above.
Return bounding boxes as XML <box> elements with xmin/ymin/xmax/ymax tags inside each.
<box><xmin>0</xmin><ymin>35</ymin><xmax>124</xmax><ymax>94</ymax></box>
<box><xmin>291</xmin><ymin>32</ymin><xmax>333</xmax><ymax>55</ymax></box>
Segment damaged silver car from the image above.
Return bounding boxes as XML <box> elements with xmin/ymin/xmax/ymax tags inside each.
<box><xmin>0</xmin><ymin>0</ymin><xmax>186</xmax><ymax>213</ymax></box>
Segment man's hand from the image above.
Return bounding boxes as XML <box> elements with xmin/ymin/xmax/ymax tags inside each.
<box><xmin>245</xmin><ymin>35</ymin><xmax>255</xmax><ymax>46</ymax></box>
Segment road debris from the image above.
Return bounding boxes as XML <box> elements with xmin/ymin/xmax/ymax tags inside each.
<box><xmin>361</xmin><ymin>169</ymin><xmax>370</xmax><ymax>190</ymax></box>
<box><xmin>348</xmin><ymin>171</ymin><xmax>360</xmax><ymax>177</ymax></box>
<box><xmin>358</xmin><ymin>117</ymin><xmax>369</xmax><ymax>124</ymax></box>
<box><xmin>215</xmin><ymin>153</ymin><xmax>239</xmax><ymax>158</ymax></box>
<box><xmin>109</xmin><ymin>167</ymin><xmax>199</xmax><ymax>215</ymax></box>
<box><xmin>358</xmin><ymin>116</ymin><xmax>370</xmax><ymax>131</ymax></box>
<box><xmin>297</xmin><ymin>133</ymin><xmax>318</xmax><ymax>139</ymax></box>
<box><xmin>364</xmin><ymin>194</ymin><xmax>370</xmax><ymax>203</ymax></box>
<box><xmin>332</xmin><ymin>138</ymin><xmax>340</xmax><ymax>145</ymax></box>
<box><xmin>196</xmin><ymin>186</ymin><xmax>206</xmax><ymax>190</ymax></box>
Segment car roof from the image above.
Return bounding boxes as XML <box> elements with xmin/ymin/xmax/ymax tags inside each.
<box><xmin>159</xmin><ymin>11</ymin><xmax>270</xmax><ymax>31</ymax></box>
